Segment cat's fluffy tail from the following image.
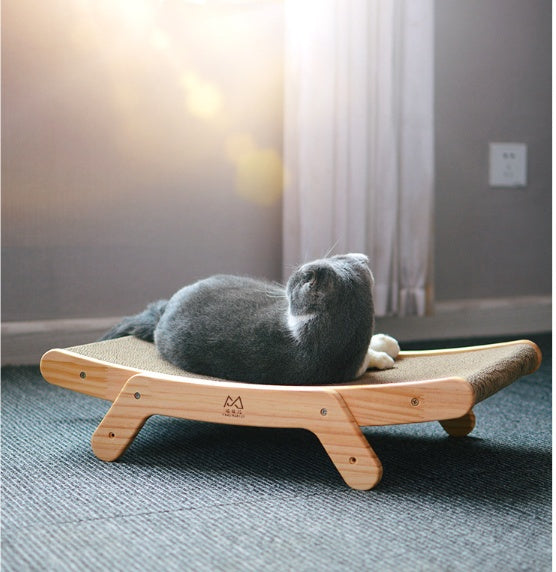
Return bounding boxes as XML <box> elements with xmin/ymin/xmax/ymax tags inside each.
<box><xmin>99</xmin><ymin>300</ymin><xmax>168</xmax><ymax>342</ymax></box>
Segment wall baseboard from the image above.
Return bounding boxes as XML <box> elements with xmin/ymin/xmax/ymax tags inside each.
<box><xmin>2</xmin><ymin>318</ymin><xmax>120</xmax><ymax>366</ymax></box>
<box><xmin>376</xmin><ymin>295</ymin><xmax>552</xmax><ymax>343</ymax></box>
<box><xmin>2</xmin><ymin>296</ymin><xmax>551</xmax><ymax>366</ymax></box>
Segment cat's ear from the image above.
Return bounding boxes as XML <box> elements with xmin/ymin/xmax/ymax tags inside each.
<box><xmin>347</xmin><ymin>253</ymin><xmax>375</xmax><ymax>287</ymax></box>
<box><xmin>306</xmin><ymin>269</ymin><xmax>317</xmax><ymax>288</ymax></box>
<box><xmin>346</xmin><ymin>253</ymin><xmax>369</xmax><ymax>266</ymax></box>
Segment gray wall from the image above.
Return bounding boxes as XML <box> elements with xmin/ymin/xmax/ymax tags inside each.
<box><xmin>2</xmin><ymin>0</ymin><xmax>551</xmax><ymax>324</ymax></box>
<box><xmin>434</xmin><ymin>0</ymin><xmax>551</xmax><ymax>301</ymax></box>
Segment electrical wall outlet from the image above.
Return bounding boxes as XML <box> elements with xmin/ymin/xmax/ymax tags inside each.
<box><xmin>489</xmin><ymin>143</ymin><xmax>527</xmax><ymax>187</ymax></box>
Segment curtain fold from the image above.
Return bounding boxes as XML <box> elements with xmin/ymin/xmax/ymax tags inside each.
<box><xmin>283</xmin><ymin>0</ymin><xmax>434</xmax><ymax>316</ymax></box>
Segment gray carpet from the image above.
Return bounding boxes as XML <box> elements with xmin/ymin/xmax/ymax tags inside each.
<box><xmin>2</xmin><ymin>334</ymin><xmax>551</xmax><ymax>571</ymax></box>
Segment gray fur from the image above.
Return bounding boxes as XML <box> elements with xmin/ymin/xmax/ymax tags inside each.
<box><xmin>101</xmin><ymin>253</ymin><xmax>375</xmax><ymax>385</ymax></box>
<box><xmin>100</xmin><ymin>300</ymin><xmax>167</xmax><ymax>342</ymax></box>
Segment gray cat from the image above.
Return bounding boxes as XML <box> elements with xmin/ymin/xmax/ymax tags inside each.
<box><xmin>100</xmin><ymin>253</ymin><xmax>399</xmax><ymax>385</ymax></box>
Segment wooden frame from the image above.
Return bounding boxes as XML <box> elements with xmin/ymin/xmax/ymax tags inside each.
<box><xmin>40</xmin><ymin>337</ymin><xmax>541</xmax><ymax>490</ymax></box>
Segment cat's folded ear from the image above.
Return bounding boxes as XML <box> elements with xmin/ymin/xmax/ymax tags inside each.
<box><xmin>346</xmin><ymin>253</ymin><xmax>369</xmax><ymax>265</ymax></box>
<box><xmin>347</xmin><ymin>253</ymin><xmax>374</xmax><ymax>286</ymax></box>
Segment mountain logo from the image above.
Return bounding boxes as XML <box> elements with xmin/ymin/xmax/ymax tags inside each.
<box><xmin>224</xmin><ymin>395</ymin><xmax>244</xmax><ymax>409</ymax></box>
<box><xmin>222</xmin><ymin>395</ymin><xmax>245</xmax><ymax>418</ymax></box>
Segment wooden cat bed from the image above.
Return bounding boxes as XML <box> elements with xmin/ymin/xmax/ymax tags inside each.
<box><xmin>40</xmin><ymin>336</ymin><xmax>541</xmax><ymax>490</ymax></box>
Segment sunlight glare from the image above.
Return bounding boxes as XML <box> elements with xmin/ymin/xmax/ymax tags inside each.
<box><xmin>181</xmin><ymin>72</ymin><xmax>224</xmax><ymax>119</ymax></box>
<box><xmin>115</xmin><ymin>0</ymin><xmax>154</xmax><ymax>33</ymax></box>
<box><xmin>226</xmin><ymin>133</ymin><xmax>283</xmax><ymax>206</ymax></box>
<box><xmin>149</xmin><ymin>28</ymin><xmax>171</xmax><ymax>52</ymax></box>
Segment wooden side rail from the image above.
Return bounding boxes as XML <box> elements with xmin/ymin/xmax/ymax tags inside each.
<box><xmin>90</xmin><ymin>372</ymin><xmax>384</xmax><ymax>490</ymax></box>
<box><xmin>41</xmin><ymin>348</ymin><xmax>142</xmax><ymax>401</ymax></box>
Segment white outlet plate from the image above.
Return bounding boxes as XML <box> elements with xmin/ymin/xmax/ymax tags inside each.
<box><xmin>489</xmin><ymin>143</ymin><xmax>527</xmax><ymax>187</ymax></box>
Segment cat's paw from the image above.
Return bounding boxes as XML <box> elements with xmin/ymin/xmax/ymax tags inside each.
<box><xmin>370</xmin><ymin>333</ymin><xmax>400</xmax><ymax>359</ymax></box>
<box><xmin>366</xmin><ymin>349</ymin><xmax>395</xmax><ymax>370</ymax></box>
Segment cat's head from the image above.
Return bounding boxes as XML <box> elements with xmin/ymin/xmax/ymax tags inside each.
<box><xmin>286</xmin><ymin>253</ymin><xmax>374</xmax><ymax>318</ymax></box>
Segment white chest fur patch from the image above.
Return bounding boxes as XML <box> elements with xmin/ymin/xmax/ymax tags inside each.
<box><xmin>287</xmin><ymin>311</ymin><xmax>314</xmax><ymax>340</ymax></box>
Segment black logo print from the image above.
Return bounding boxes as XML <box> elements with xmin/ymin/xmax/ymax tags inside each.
<box><xmin>223</xmin><ymin>395</ymin><xmax>245</xmax><ymax>418</ymax></box>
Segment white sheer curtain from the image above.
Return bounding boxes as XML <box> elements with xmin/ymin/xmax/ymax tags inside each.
<box><xmin>283</xmin><ymin>0</ymin><xmax>434</xmax><ymax>316</ymax></box>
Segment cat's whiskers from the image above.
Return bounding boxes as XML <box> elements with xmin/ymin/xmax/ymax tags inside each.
<box><xmin>253</xmin><ymin>281</ymin><xmax>287</xmax><ymax>299</ymax></box>
<box><xmin>322</xmin><ymin>240</ymin><xmax>340</xmax><ymax>259</ymax></box>
<box><xmin>259</xmin><ymin>286</ymin><xmax>287</xmax><ymax>299</ymax></box>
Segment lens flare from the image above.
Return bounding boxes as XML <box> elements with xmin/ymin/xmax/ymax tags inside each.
<box><xmin>181</xmin><ymin>72</ymin><xmax>223</xmax><ymax>120</ymax></box>
<box><xmin>226</xmin><ymin>133</ymin><xmax>283</xmax><ymax>206</ymax></box>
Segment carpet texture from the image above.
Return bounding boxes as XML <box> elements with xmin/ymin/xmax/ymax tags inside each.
<box><xmin>2</xmin><ymin>334</ymin><xmax>551</xmax><ymax>571</ymax></box>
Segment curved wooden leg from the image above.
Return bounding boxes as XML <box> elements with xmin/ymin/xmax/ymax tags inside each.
<box><xmin>439</xmin><ymin>410</ymin><xmax>476</xmax><ymax>437</ymax></box>
<box><xmin>315</xmin><ymin>430</ymin><xmax>383</xmax><ymax>491</ymax></box>
<box><xmin>91</xmin><ymin>376</ymin><xmax>151</xmax><ymax>461</ymax></box>
<box><xmin>312</xmin><ymin>391</ymin><xmax>383</xmax><ymax>490</ymax></box>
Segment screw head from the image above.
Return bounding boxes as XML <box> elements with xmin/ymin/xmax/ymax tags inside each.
<box><xmin>320</xmin><ymin>408</ymin><xmax>328</xmax><ymax>416</ymax></box>
<box><xmin>134</xmin><ymin>392</ymin><xmax>141</xmax><ymax>400</ymax></box>
<box><xmin>79</xmin><ymin>371</ymin><xmax>86</xmax><ymax>379</ymax></box>
<box><xmin>411</xmin><ymin>398</ymin><xmax>420</xmax><ymax>407</ymax></box>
